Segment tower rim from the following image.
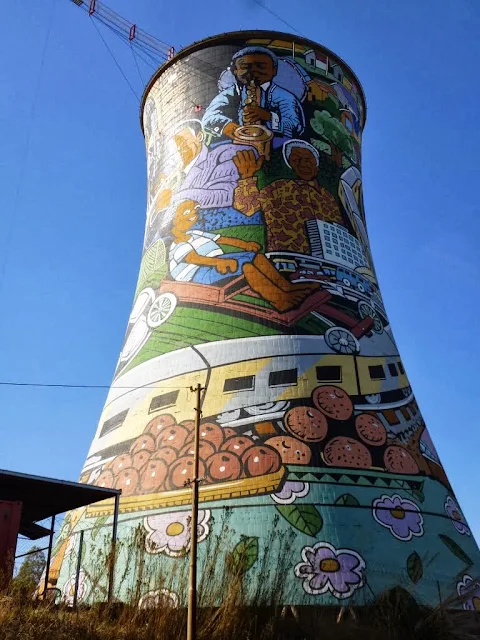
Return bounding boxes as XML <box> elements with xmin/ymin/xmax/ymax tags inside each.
<box><xmin>139</xmin><ymin>29</ymin><xmax>367</xmax><ymax>134</ymax></box>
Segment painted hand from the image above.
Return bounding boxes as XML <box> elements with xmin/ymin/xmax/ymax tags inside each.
<box><xmin>241</xmin><ymin>241</ymin><xmax>261</xmax><ymax>252</ymax></box>
<box><xmin>243</xmin><ymin>106</ymin><xmax>271</xmax><ymax>124</ymax></box>
<box><xmin>233</xmin><ymin>150</ymin><xmax>264</xmax><ymax>179</ymax></box>
<box><xmin>216</xmin><ymin>259</ymin><xmax>238</xmax><ymax>274</ymax></box>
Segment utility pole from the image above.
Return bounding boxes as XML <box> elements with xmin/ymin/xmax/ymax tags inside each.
<box><xmin>187</xmin><ymin>382</ymin><xmax>204</xmax><ymax>640</ymax></box>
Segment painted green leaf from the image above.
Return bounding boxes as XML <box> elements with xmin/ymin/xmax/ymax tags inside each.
<box><xmin>407</xmin><ymin>551</ymin><xmax>423</xmax><ymax>584</ymax></box>
<box><xmin>411</xmin><ymin>480</ymin><xmax>425</xmax><ymax>504</ymax></box>
<box><xmin>335</xmin><ymin>494</ymin><xmax>360</xmax><ymax>507</ymax></box>
<box><xmin>91</xmin><ymin>515</ymin><xmax>109</xmax><ymax>541</ymax></box>
<box><xmin>276</xmin><ymin>505</ymin><xmax>323</xmax><ymax>537</ymax></box>
<box><xmin>411</xmin><ymin>486</ymin><xmax>425</xmax><ymax>504</ymax></box>
<box><xmin>231</xmin><ymin>537</ymin><xmax>258</xmax><ymax>573</ymax></box>
<box><xmin>51</xmin><ymin>534</ymin><xmax>66</xmax><ymax>557</ymax></box>
<box><xmin>439</xmin><ymin>534</ymin><xmax>473</xmax><ymax>567</ymax></box>
<box><xmin>390</xmin><ymin>479</ymin><xmax>425</xmax><ymax>504</ymax></box>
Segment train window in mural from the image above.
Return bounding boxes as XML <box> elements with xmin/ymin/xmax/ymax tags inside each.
<box><xmin>48</xmin><ymin>33</ymin><xmax>479</xmax><ymax>610</ymax></box>
<box><xmin>268</xmin><ymin>369</ymin><xmax>298</xmax><ymax>387</ymax></box>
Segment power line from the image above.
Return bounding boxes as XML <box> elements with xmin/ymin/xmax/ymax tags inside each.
<box><xmin>0</xmin><ymin>0</ymin><xmax>56</xmax><ymax>297</ymax></box>
<box><xmin>0</xmin><ymin>381</ymin><xmax>194</xmax><ymax>390</ymax></box>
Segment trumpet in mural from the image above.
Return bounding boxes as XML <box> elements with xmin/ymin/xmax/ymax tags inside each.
<box><xmin>51</xmin><ymin>32</ymin><xmax>480</xmax><ymax>610</ymax></box>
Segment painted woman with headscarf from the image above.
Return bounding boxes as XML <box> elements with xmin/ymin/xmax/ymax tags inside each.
<box><xmin>233</xmin><ymin>140</ymin><xmax>344</xmax><ymax>255</ymax></box>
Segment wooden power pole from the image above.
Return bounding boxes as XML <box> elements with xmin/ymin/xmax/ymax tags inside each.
<box><xmin>187</xmin><ymin>382</ymin><xmax>204</xmax><ymax>640</ymax></box>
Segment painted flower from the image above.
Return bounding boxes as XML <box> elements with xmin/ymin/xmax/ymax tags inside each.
<box><xmin>62</xmin><ymin>570</ymin><xmax>89</xmax><ymax>605</ymax></box>
<box><xmin>457</xmin><ymin>575</ymin><xmax>480</xmax><ymax>611</ymax></box>
<box><xmin>139</xmin><ymin>588</ymin><xmax>179</xmax><ymax>609</ymax></box>
<box><xmin>144</xmin><ymin>510</ymin><xmax>211</xmax><ymax>557</ymax></box>
<box><xmin>372</xmin><ymin>494</ymin><xmax>424</xmax><ymax>541</ymax></box>
<box><xmin>294</xmin><ymin>541</ymin><xmax>365</xmax><ymax>599</ymax></box>
<box><xmin>272</xmin><ymin>481</ymin><xmax>309</xmax><ymax>504</ymax></box>
<box><xmin>445</xmin><ymin>496</ymin><xmax>471</xmax><ymax>536</ymax></box>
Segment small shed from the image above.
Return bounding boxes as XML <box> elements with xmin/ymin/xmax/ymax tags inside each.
<box><xmin>0</xmin><ymin>469</ymin><xmax>120</xmax><ymax>600</ymax></box>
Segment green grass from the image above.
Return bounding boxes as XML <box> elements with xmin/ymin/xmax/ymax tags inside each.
<box><xmin>124</xmin><ymin>306</ymin><xmax>281</xmax><ymax>373</ymax></box>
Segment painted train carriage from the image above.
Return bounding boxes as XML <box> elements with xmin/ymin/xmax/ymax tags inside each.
<box><xmin>50</xmin><ymin>31</ymin><xmax>480</xmax><ymax>609</ymax></box>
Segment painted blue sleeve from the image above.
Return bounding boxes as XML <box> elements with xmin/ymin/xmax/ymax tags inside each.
<box><xmin>202</xmin><ymin>87</ymin><xmax>236</xmax><ymax>136</ymax></box>
<box><xmin>270</xmin><ymin>86</ymin><xmax>305</xmax><ymax>137</ymax></box>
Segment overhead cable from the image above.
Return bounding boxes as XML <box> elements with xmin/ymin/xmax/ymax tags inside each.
<box><xmin>0</xmin><ymin>0</ymin><xmax>56</xmax><ymax>297</ymax></box>
<box><xmin>89</xmin><ymin>16</ymin><xmax>140</xmax><ymax>101</ymax></box>
<box><xmin>253</xmin><ymin>0</ymin><xmax>305</xmax><ymax>37</ymax></box>
<box><xmin>0</xmin><ymin>381</ymin><xmax>195</xmax><ymax>390</ymax></box>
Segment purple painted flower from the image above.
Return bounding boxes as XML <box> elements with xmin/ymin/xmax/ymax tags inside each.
<box><xmin>294</xmin><ymin>542</ymin><xmax>365</xmax><ymax>599</ymax></box>
<box><xmin>445</xmin><ymin>496</ymin><xmax>471</xmax><ymax>536</ymax></box>
<box><xmin>457</xmin><ymin>575</ymin><xmax>480</xmax><ymax>611</ymax></box>
<box><xmin>272</xmin><ymin>481</ymin><xmax>309</xmax><ymax>504</ymax></box>
<box><xmin>372</xmin><ymin>494</ymin><xmax>424</xmax><ymax>541</ymax></box>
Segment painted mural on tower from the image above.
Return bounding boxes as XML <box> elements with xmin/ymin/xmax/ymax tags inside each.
<box><xmin>47</xmin><ymin>34</ymin><xmax>480</xmax><ymax>609</ymax></box>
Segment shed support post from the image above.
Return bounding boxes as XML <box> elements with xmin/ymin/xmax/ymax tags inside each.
<box><xmin>107</xmin><ymin>492</ymin><xmax>120</xmax><ymax>604</ymax></box>
<box><xmin>72</xmin><ymin>530</ymin><xmax>84</xmax><ymax>609</ymax></box>
<box><xmin>43</xmin><ymin>514</ymin><xmax>55</xmax><ymax>598</ymax></box>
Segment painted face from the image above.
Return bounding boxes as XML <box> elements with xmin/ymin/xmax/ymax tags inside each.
<box><xmin>289</xmin><ymin>147</ymin><xmax>318</xmax><ymax>181</ymax></box>
<box><xmin>173</xmin><ymin>200</ymin><xmax>200</xmax><ymax>233</ymax></box>
<box><xmin>173</xmin><ymin>128</ymin><xmax>202</xmax><ymax>168</ymax></box>
<box><xmin>233</xmin><ymin>54</ymin><xmax>275</xmax><ymax>86</ymax></box>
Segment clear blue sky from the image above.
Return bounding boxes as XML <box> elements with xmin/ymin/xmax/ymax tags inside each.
<box><xmin>1</xmin><ymin>0</ymin><xmax>479</xmax><ymax>539</ymax></box>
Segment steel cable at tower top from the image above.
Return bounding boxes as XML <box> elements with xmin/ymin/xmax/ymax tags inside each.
<box><xmin>0</xmin><ymin>0</ymin><xmax>56</xmax><ymax>300</ymax></box>
<box><xmin>94</xmin><ymin>15</ymin><xmax>165</xmax><ymax>72</ymax></box>
<box><xmin>66</xmin><ymin>0</ymin><xmax>237</xmax><ymax>99</ymax></box>
<box><xmin>94</xmin><ymin>14</ymin><xmax>167</xmax><ymax>66</ymax></box>
<box><xmin>253</xmin><ymin>0</ymin><xmax>305</xmax><ymax>38</ymax></box>
<box><xmin>130</xmin><ymin>43</ymin><xmax>145</xmax><ymax>86</ymax></box>
<box><xmin>70</xmin><ymin>0</ymin><xmax>171</xmax><ymax>62</ymax></box>
<box><xmin>89</xmin><ymin>16</ymin><xmax>140</xmax><ymax>102</ymax></box>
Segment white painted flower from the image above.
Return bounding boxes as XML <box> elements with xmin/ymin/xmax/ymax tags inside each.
<box><xmin>144</xmin><ymin>510</ymin><xmax>211</xmax><ymax>557</ymax></box>
<box><xmin>139</xmin><ymin>588</ymin><xmax>179</xmax><ymax>609</ymax></box>
<box><xmin>62</xmin><ymin>570</ymin><xmax>89</xmax><ymax>605</ymax></box>
<box><xmin>272</xmin><ymin>481</ymin><xmax>310</xmax><ymax>504</ymax></box>
<box><xmin>64</xmin><ymin>533</ymin><xmax>79</xmax><ymax>557</ymax></box>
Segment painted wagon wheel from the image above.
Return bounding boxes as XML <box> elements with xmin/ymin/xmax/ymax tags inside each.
<box><xmin>146</xmin><ymin>293</ymin><xmax>177</xmax><ymax>328</ymax></box>
<box><xmin>358</xmin><ymin>300</ymin><xmax>383</xmax><ymax>334</ymax></box>
<box><xmin>325</xmin><ymin>326</ymin><xmax>360</xmax><ymax>355</ymax></box>
<box><xmin>120</xmin><ymin>317</ymin><xmax>149</xmax><ymax>361</ymax></box>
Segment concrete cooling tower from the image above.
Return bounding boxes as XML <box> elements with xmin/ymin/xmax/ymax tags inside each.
<box><xmin>49</xmin><ymin>30</ymin><xmax>480</xmax><ymax>609</ymax></box>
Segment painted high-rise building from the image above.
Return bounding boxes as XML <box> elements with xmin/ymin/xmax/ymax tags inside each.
<box><xmin>51</xmin><ymin>31</ymin><xmax>480</xmax><ymax>609</ymax></box>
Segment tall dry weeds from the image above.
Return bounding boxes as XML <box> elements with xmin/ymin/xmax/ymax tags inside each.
<box><xmin>2</xmin><ymin>520</ymin><xmax>479</xmax><ymax>640</ymax></box>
